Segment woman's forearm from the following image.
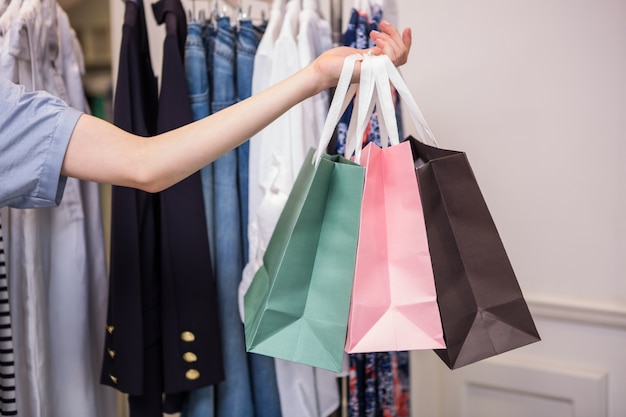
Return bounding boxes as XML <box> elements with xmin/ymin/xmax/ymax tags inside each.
<box><xmin>63</xmin><ymin>63</ymin><xmax>321</xmax><ymax>192</ymax></box>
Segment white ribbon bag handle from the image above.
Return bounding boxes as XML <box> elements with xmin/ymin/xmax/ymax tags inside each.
<box><xmin>344</xmin><ymin>52</ymin><xmax>376</xmax><ymax>162</ymax></box>
<box><xmin>345</xmin><ymin>53</ymin><xmax>439</xmax><ymax>164</ymax></box>
<box><xmin>379</xmin><ymin>54</ymin><xmax>439</xmax><ymax>147</ymax></box>
<box><xmin>348</xmin><ymin>52</ymin><xmax>401</xmax><ymax>164</ymax></box>
<box><xmin>313</xmin><ymin>53</ymin><xmax>365</xmax><ymax>165</ymax></box>
<box><xmin>372</xmin><ymin>54</ymin><xmax>400</xmax><ymax>147</ymax></box>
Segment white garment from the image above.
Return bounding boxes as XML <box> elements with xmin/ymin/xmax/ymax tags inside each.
<box><xmin>0</xmin><ymin>213</ymin><xmax>16</xmax><ymax>417</ymax></box>
<box><xmin>242</xmin><ymin>0</ymin><xmax>303</xmax><ymax>322</ymax></box>
<box><xmin>0</xmin><ymin>2</ymin><xmax>115</xmax><ymax>416</ymax></box>
<box><xmin>275</xmin><ymin>362</ymin><xmax>345</xmax><ymax>417</ymax></box>
<box><xmin>297</xmin><ymin>0</ymin><xmax>332</xmax><ymax>161</ymax></box>
<box><xmin>240</xmin><ymin>0</ymin><xmax>286</xmax><ymax>323</ymax></box>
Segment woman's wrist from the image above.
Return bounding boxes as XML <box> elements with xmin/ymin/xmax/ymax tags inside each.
<box><xmin>302</xmin><ymin>60</ymin><xmax>331</xmax><ymax>96</ymax></box>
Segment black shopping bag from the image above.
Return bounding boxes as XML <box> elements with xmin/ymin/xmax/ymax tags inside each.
<box><xmin>409</xmin><ymin>137</ymin><xmax>541</xmax><ymax>369</ymax></box>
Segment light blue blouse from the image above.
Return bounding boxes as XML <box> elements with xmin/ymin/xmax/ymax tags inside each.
<box><xmin>0</xmin><ymin>77</ymin><xmax>83</xmax><ymax>208</ymax></box>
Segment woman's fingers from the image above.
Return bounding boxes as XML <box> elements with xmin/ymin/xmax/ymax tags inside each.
<box><xmin>370</xmin><ymin>21</ymin><xmax>412</xmax><ymax>66</ymax></box>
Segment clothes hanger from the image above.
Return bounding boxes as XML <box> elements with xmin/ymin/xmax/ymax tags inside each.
<box><xmin>188</xmin><ymin>0</ymin><xmax>197</xmax><ymax>22</ymax></box>
<box><xmin>217</xmin><ymin>0</ymin><xmax>234</xmax><ymax>19</ymax></box>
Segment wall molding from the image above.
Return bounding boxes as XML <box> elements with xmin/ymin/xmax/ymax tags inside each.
<box><xmin>526</xmin><ymin>295</ymin><xmax>626</xmax><ymax>330</ymax></box>
<box><xmin>441</xmin><ymin>356</ymin><xmax>609</xmax><ymax>417</ymax></box>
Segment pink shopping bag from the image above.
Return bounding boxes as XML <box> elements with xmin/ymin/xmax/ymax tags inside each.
<box><xmin>344</xmin><ymin>53</ymin><xmax>445</xmax><ymax>353</ymax></box>
<box><xmin>345</xmin><ymin>140</ymin><xmax>445</xmax><ymax>353</ymax></box>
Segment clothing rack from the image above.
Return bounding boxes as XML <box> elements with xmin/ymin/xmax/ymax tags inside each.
<box><xmin>184</xmin><ymin>0</ymin><xmax>342</xmax><ymax>45</ymax></box>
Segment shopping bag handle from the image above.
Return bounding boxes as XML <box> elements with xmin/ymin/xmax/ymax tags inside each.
<box><xmin>344</xmin><ymin>52</ymin><xmax>376</xmax><ymax>163</ymax></box>
<box><xmin>379</xmin><ymin>54</ymin><xmax>439</xmax><ymax>147</ymax></box>
<box><xmin>372</xmin><ymin>53</ymin><xmax>399</xmax><ymax>147</ymax></box>
<box><xmin>313</xmin><ymin>53</ymin><xmax>365</xmax><ymax>165</ymax></box>
<box><xmin>348</xmin><ymin>52</ymin><xmax>401</xmax><ymax>164</ymax></box>
<box><xmin>345</xmin><ymin>53</ymin><xmax>437</xmax><ymax>164</ymax></box>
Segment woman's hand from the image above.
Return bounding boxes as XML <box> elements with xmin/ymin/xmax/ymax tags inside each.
<box><xmin>312</xmin><ymin>21</ymin><xmax>412</xmax><ymax>91</ymax></box>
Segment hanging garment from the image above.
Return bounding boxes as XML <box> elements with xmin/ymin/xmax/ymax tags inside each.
<box><xmin>236</xmin><ymin>16</ymin><xmax>282</xmax><ymax>417</ymax></box>
<box><xmin>239</xmin><ymin>0</ymin><xmax>281</xmax><ymax>409</ymax></box>
<box><xmin>212</xmin><ymin>14</ymin><xmax>254</xmax><ymax>417</ymax></box>
<box><xmin>240</xmin><ymin>0</ymin><xmax>286</xmax><ymax>324</ymax></box>
<box><xmin>102</xmin><ymin>0</ymin><xmax>161</xmax><ymax>403</ymax></box>
<box><xmin>48</xmin><ymin>6</ymin><xmax>118</xmax><ymax>417</ymax></box>
<box><xmin>236</xmin><ymin>17</ymin><xmax>258</xmax><ymax>265</ymax></box>
<box><xmin>348</xmin><ymin>353</ymin><xmax>410</xmax><ymax>417</ymax></box>
<box><xmin>103</xmin><ymin>1</ymin><xmax>223</xmax><ymax>415</ymax></box>
<box><xmin>0</xmin><ymin>1</ymin><xmax>115</xmax><ymax>416</ymax></box>
<box><xmin>0</xmin><ymin>214</ymin><xmax>16</xmax><ymax>416</ymax></box>
<box><xmin>181</xmin><ymin>18</ymin><xmax>217</xmax><ymax>417</ymax></box>
<box><xmin>155</xmin><ymin>0</ymin><xmax>223</xmax><ymax>411</ymax></box>
<box><xmin>297</xmin><ymin>0</ymin><xmax>332</xmax><ymax>151</ymax></box>
<box><xmin>199</xmin><ymin>21</ymin><xmax>217</xmax><ymax>270</ymax></box>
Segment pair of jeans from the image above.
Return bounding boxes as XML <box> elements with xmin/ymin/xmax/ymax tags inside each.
<box><xmin>236</xmin><ymin>19</ymin><xmax>282</xmax><ymax>417</ymax></box>
<box><xmin>235</xmin><ymin>18</ymin><xmax>259</xmax><ymax>265</ymax></box>
<box><xmin>200</xmin><ymin>22</ymin><xmax>218</xmax><ymax>274</ymax></box>
<box><xmin>185</xmin><ymin>20</ymin><xmax>216</xmax><ymax>268</ymax></box>
<box><xmin>212</xmin><ymin>16</ymin><xmax>255</xmax><ymax>417</ymax></box>
<box><xmin>182</xmin><ymin>21</ymin><xmax>216</xmax><ymax>417</ymax></box>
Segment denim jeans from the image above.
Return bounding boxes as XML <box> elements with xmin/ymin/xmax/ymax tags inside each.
<box><xmin>182</xmin><ymin>21</ymin><xmax>216</xmax><ymax>417</ymax></box>
<box><xmin>236</xmin><ymin>19</ymin><xmax>282</xmax><ymax>417</ymax></box>
<box><xmin>185</xmin><ymin>21</ymin><xmax>210</xmax><ymax>122</ymax></box>
<box><xmin>236</xmin><ymin>18</ymin><xmax>259</xmax><ymax>265</ymax></box>
<box><xmin>184</xmin><ymin>21</ymin><xmax>216</xmax><ymax>267</ymax></box>
<box><xmin>212</xmin><ymin>16</ymin><xmax>254</xmax><ymax>417</ymax></box>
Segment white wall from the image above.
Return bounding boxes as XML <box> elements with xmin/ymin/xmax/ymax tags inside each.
<box><xmin>398</xmin><ymin>0</ymin><xmax>626</xmax><ymax>309</ymax></box>
<box><xmin>397</xmin><ymin>1</ymin><xmax>626</xmax><ymax>416</ymax></box>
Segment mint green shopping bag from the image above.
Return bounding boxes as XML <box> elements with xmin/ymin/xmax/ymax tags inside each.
<box><xmin>244</xmin><ymin>54</ymin><xmax>367</xmax><ymax>372</ymax></box>
<box><xmin>244</xmin><ymin>149</ymin><xmax>364</xmax><ymax>372</ymax></box>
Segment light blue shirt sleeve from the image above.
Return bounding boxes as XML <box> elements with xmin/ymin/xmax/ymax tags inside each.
<box><xmin>0</xmin><ymin>77</ymin><xmax>83</xmax><ymax>208</ymax></box>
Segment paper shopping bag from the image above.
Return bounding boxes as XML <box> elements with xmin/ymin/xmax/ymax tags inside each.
<box><xmin>409</xmin><ymin>137</ymin><xmax>541</xmax><ymax>369</ymax></box>
<box><xmin>344</xmin><ymin>53</ymin><xmax>445</xmax><ymax>353</ymax></box>
<box><xmin>345</xmin><ymin>141</ymin><xmax>445</xmax><ymax>353</ymax></box>
<box><xmin>244</xmin><ymin>53</ymin><xmax>369</xmax><ymax>372</ymax></box>
<box><xmin>244</xmin><ymin>148</ymin><xmax>364</xmax><ymax>372</ymax></box>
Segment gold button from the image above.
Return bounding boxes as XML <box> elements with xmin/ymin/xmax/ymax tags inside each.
<box><xmin>185</xmin><ymin>369</ymin><xmax>200</xmax><ymax>380</ymax></box>
<box><xmin>107</xmin><ymin>325</ymin><xmax>115</xmax><ymax>334</ymax></box>
<box><xmin>183</xmin><ymin>352</ymin><xmax>197</xmax><ymax>363</ymax></box>
<box><xmin>181</xmin><ymin>331</ymin><xmax>195</xmax><ymax>342</ymax></box>
<box><xmin>109</xmin><ymin>374</ymin><xmax>118</xmax><ymax>384</ymax></box>
<box><xmin>108</xmin><ymin>348</ymin><xmax>116</xmax><ymax>359</ymax></box>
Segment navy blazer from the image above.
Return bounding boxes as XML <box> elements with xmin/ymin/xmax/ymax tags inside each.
<box><xmin>101</xmin><ymin>0</ymin><xmax>223</xmax><ymax>408</ymax></box>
